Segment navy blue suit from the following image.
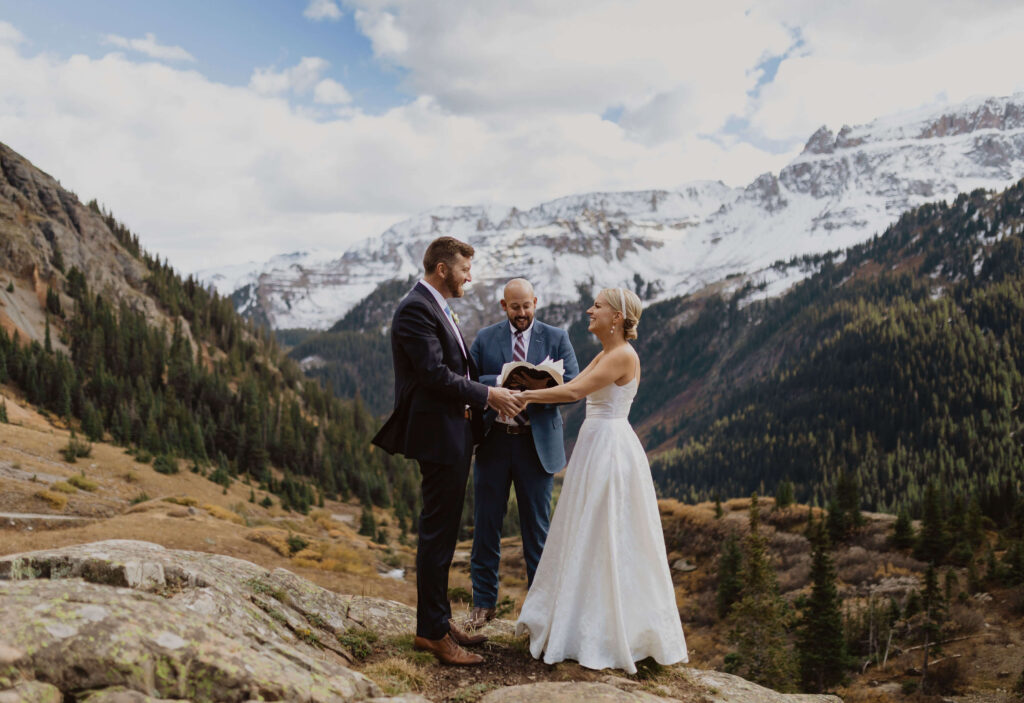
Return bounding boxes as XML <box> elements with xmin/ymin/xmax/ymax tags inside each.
<box><xmin>373</xmin><ymin>282</ymin><xmax>489</xmax><ymax>640</ymax></box>
<box><xmin>468</xmin><ymin>319</ymin><xmax>579</xmax><ymax>608</ymax></box>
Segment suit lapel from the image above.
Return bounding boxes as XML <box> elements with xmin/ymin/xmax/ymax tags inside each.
<box><xmin>501</xmin><ymin>325</ymin><xmax>513</xmax><ymax>364</ymax></box>
<box><xmin>526</xmin><ymin>324</ymin><xmax>545</xmax><ymax>365</ymax></box>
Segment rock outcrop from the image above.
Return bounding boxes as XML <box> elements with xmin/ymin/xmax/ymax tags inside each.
<box><xmin>0</xmin><ymin>540</ymin><xmax>414</xmax><ymax>702</ymax></box>
<box><xmin>0</xmin><ymin>540</ymin><xmax>841</xmax><ymax>703</ymax></box>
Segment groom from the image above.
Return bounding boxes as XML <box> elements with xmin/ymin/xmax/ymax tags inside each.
<box><xmin>467</xmin><ymin>278</ymin><xmax>579</xmax><ymax>627</ymax></box>
<box><xmin>372</xmin><ymin>236</ymin><xmax>520</xmax><ymax>666</ymax></box>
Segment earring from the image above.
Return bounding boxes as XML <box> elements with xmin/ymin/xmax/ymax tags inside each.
<box><xmin>611</xmin><ymin>325</ymin><xmax>615</xmax><ymax>335</ymax></box>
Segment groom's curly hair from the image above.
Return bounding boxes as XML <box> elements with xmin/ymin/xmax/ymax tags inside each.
<box><xmin>423</xmin><ymin>236</ymin><xmax>475</xmax><ymax>275</ymax></box>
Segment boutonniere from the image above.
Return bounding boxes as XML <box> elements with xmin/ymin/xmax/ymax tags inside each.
<box><xmin>452</xmin><ymin>312</ymin><xmax>460</xmax><ymax>325</ymax></box>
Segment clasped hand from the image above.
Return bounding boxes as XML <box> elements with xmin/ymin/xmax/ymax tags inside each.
<box><xmin>486</xmin><ymin>386</ymin><xmax>528</xmax><ymax>416</ymax></box>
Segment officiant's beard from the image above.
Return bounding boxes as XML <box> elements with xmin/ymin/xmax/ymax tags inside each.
<box><xmin>508</xmin><ymin>311</ymin><xmax>534</xmax><ymax>331</ymax></box>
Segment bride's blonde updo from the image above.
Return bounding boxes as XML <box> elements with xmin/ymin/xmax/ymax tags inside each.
<box><xmin>600</xmin><ymin>287</ymin><xmax>642</xmax><ymax>341</ymax></box>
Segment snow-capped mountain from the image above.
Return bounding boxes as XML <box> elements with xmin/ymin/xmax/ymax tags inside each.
<box><xmin>201</xmin><ymin>93</ymin><xmax>1024</xmax><ymax>332</ymax></box>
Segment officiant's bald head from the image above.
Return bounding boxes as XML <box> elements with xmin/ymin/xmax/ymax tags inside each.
<box><xmin>501</xmin><ymin>278</ymin><xmax>537</xmax><ymax>331</ymax></box>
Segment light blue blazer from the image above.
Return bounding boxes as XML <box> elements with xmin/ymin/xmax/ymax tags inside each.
<box><xmin>469</xmin><ymin>320</ymin><xmax>580</xmax><ymax>474</ymax></box>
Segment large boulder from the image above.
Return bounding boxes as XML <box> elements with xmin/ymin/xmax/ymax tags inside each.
<box><xmin>0</xmin><ymin>540</ymin><xmax>415</xmax><ymax>702</ymax></box>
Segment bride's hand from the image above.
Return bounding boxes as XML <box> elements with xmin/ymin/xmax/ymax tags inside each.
<box><xmin>514</xmin><ymin>390</ymin><xmax>532</xmax><ymax>411</ymax></box>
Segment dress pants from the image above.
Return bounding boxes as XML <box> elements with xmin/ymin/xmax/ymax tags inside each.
<box><xmin>415</xmin><ymin>419</ymin><xmax>474</xmax><ymax>640</ymax></box>
<box><xmin>471</xmin><ymin>427</ymin><xmax>553</xmax><ymax>609</ymax></box>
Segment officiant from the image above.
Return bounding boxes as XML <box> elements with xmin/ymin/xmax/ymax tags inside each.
<box><xmin>467</xmin><ymin>278</ymin><xmax>580</xmax><ymax>628</ymax></box>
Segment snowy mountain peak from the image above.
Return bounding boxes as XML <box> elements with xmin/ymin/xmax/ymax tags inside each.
<box><xmin>203</xmin><ymin>93</ymin><xmax>1024</xmax><ymax>333</ymax></box>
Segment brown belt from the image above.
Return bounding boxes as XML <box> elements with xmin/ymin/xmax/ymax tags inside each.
<box><xmin>502</xmin><ymin>423</ymin><xmax>531</xmax><ymax>435</ymax></box>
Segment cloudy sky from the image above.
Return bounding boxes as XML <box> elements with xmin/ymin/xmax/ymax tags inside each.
<box><xmin>1</xmin><ymin>0</ymin><xmax>1023</xmax><ymax>273</ymax></box>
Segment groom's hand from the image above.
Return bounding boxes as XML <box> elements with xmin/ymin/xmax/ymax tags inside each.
<box><xmin>487</xmin><ymin>387</ymin><xmax>520</xmax><ymax>417</ymax></box>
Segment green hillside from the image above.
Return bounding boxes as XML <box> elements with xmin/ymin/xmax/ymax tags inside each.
<box><xmin>640</xmin><ymin>182</ymin><xmax>1024</xmax><ymax>525</ymax></box>
<box><xmin>0</xmin><ymin>202</ymin><xmax>419</xmax><ymax>522</ymax></box>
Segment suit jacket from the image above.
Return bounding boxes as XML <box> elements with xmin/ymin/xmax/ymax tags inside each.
<box><xmin>469</xmin><ymin>319</ymin><xmax>580</xmax><ymax>474</ymax></box>
<box><xmin>372</xmin><ymin>282</ymin><xmax>489</xmax><ymax>464</ymax></box>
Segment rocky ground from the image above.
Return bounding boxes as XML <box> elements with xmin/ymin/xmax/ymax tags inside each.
<box><xmin>0</xmin><ymin>540</ymin><xmax>841</xmax><ymax>703</ymax></box>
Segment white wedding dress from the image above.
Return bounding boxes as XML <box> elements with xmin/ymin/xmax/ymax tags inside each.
<box><xmin>514</xmin><ymin>372</ymin><xmax>688</xmax><ymax>673</ymax></box>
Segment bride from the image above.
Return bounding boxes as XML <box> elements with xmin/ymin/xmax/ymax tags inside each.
<box><xmin>511</xmin><ymin>287</ymin><xmax>687</xmax><ymax>674</ymax></box>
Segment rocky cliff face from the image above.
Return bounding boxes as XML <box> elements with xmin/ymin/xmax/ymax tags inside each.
<box><xmin>0</xmin><ymin>142</ymin><xmax>172</xmax><ymax>346</ymax></box>
<box><xmin>0</xmin><ymin>540</ymin><xmax>841</xmax><ymax>703</ymax></box>
<box><xmin>203</xmin><ymin>93</ymin><xmax>1024</xmax><ymax>334</ymax></box>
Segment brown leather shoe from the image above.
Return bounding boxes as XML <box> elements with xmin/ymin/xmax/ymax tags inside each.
<box><xmin>413</xmin><ymin>633</ymin><xmax>484</xmax><ymax>666</ymax></box>
<box><xmin>448</xmin><ymin>618</ymin><xmax>487</xmax><ymax>647</ymax></box>
<box><xmin>468</xmin><ymin>606</ymin><xmax>496</xmax><ymax>628</ymax></box>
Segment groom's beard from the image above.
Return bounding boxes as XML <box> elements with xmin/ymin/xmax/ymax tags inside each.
<box><xmin>444</xmin><ymin>271</ymin><xmax>465</xmax><ymax>297</ymax></box>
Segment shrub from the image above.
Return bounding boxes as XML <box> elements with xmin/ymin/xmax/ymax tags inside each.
<box><xmin>67</xmin><ymin>474</ymin><xmax>98</xmax><ymax>492</ymax></box>
<box><xmin>60</xmin><ymin>435</ymin><xmax>92</xmax><ymax>462</ymax></box>
<box><xmin>203</xmin><ymin>503</ymin><xmax>245</xmax><ymax>525</ymax></box>
<box><xmin>34</xmin><ymin>489</ymin><xmax>68</xmax><ymax>510</ymax></box>
<box><xmin>51</xmin><ymin>481</ymin><xmax>77</xmax><ymax>494</ymax></box>
<box><xmin>153</xmin><ymin>454</ymin><xmax>178</xmax><ymax>475</ymax></box>
<box><xmin>163</xmin><ymin>495</ymin><xmax>198</xmax><ymax>506</ymax></box>
<box><xmin>246</xmin><ymin>528</ymin><xmax>292</xmax><ymax>557</ymax></box>
<box><xmin>287</xmin><ymin>534</ymin><xmax>310</xmax><ymax>555</ymax></box>
<box><xmin>129</xmin><ymin>492</ymin><xmax>150</xmax><ymax>505</ymax></box>
<box><xmin>135</xmin><ymin>449</ymin><xmax>153</xmax><ymax>463</ymax></box>
<box><xmin>924</xmin><ymin>658</ymin><xmax>964</xmax><ymax>695</ymax></box>
<box><xmin>338</xmin><ymin>627</ymin><xmax>378</xmax><ymax>660</ymax></box>
<box><xmin>447</xmin><ymin>586</ymin><xmax>471</xmax><ymax>603</ymax></box>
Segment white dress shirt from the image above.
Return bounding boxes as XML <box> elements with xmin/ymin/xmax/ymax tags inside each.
<box><xmin>497</xmin><ymin>319</ymin><xmax>534</xmax><ymax>425</ymax></box>
<box><xmin>418</xmin><ymin>278</ymin><xmax>467</xmax><ymax>359</ymax></box>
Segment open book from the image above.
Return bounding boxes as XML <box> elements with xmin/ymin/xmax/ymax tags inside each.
<box><xmin>498</xmin><ymin>356</ymin><xmax>565</xmax><ymax>390</ymax></box>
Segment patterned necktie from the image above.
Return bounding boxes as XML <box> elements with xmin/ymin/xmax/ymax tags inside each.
<box><xmin>511</xmin><ymin>331</ymin><xmax>527</xmax><ymax>424</ymax></box>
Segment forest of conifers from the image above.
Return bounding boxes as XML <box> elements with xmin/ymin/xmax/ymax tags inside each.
<box><xmin>644</xmin><ymin>181</ymin><xmax>1024</xmax><ymax>528</ymax></box>
<box><xmin>0</xmin><ymin>214</ymin><xmax>420</xmax><ymax>523</ymax></box>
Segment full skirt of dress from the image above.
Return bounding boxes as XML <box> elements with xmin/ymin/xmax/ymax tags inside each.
<box><xmin>514</xmin><ymin>415</ymin><xmax>688</xmax><ymax>674</ymax></box>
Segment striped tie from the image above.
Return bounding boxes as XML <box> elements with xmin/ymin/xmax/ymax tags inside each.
<box><xmin>511</xmin><ymin>331</ymin><xmax>527</xmax><ymax>425</ymax></box>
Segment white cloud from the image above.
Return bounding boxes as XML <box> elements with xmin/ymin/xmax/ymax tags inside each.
<box><xmin>2</xmin><ymin>3</ymin><xmax>1023</xmax><ymax>274</ymax></box>
<box><xmin>304</xmin><ymin>0</ymin><xmax>343</xmax><ymax>21</ymax></box>
<box><xmin>0</xmin><ymin>21</ymin><xmax>25</xmax><ymax>45</ymax></box>
<box><xmin>249</xmin><ymin>57</ymin><xmax>331</xmax><ymax>96</ymax></box>
<box><xmin>102</xmin><ymin>32</ymin><xmax>195</xmax><ymax>62</ymax></box>
<box><xmin>313</xmin><ymin>78</ymin><xmax>352</xmax><ymax>104</ymax></box>
<box><xmin>725</xmin><ymin>1</ymin><xmax>1024</xmax><ymax>147</ymax></box>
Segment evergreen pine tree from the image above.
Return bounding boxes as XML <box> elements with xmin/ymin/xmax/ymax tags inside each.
<box><xmin>775</xmin><ymin>479</ymin><xmax>795</xmax><ymax>510</ymax></box>
<box><xmin>920</xmin><ymin>563</ymin><xmax>945</xmax><ymax>692</ymax></box>
<box><xmin>892</xmin><ymin>508</ymin><xmax>915</xmax><ymax>549</ymax></box>
<box><xmin>727</xmin><ymin>495</ymin><xmax>797</xmax><ymax>691</ymax></box>
<box><xmin>915</xmin><ymin>483</ymin><xmax>950</xmax><ymax>564</ymax></box>
<box><xmin>0</xmin><ymin>399</ymin><xmax>7</xmax><ymax>424</ymax></box>
<box><xmin>716</xmin><ymin>532</ymin><xmax>744</xmax><ymax>619</ymax></box>
<box><xmin>797</xmin><ymin>522</ymin><xmax>848</xmax><ymax>692</ymax></box>
<box><xmin>359</xmin><ymin>502</ymin><xmax>376</xmax><ymax>538</ymax></box>
<box><xmin>358</xmin><ymin>486</ymin><xmax>376</xmax><ymax>537</ymax></box>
